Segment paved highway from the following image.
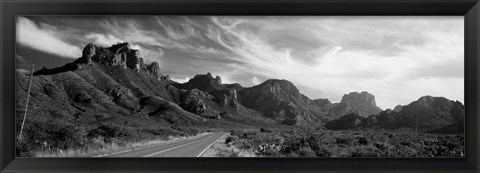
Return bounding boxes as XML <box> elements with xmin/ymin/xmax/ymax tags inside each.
<box><xmin>102</xmin><ymin>132</ymin><xmax>225</xmax><ymax>157</ymax></box>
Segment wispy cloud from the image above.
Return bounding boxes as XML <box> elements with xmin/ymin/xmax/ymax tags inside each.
<box><xmin>205</xmin><ymin>16</ymin><xmax>464</xmax><ymax>109</ymax></box>
<box><xmin>16</xmin><ymin>17</ymin><xmax>82</xmax><ymax>58</ymax></box>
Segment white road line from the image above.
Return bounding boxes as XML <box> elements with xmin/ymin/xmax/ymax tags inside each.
<box><xmin>196</xmin><ymin>133</ymin><xmax>224</xmax><ymax>157</ymax></box>
<box><xmin>97</xmin><ymin>133</ymin><xmax>210</xmax><ymax>157</ymax></box>
<box><xmin>142</xmin><ymin>134</ymin><xmax>216</xmax><ymax>157</ymax></box>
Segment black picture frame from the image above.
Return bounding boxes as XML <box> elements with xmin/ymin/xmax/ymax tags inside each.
<box><xmin>1</xmin><ymin>0</ymin><xmax>479</xmax><ymax>172</ymax></box>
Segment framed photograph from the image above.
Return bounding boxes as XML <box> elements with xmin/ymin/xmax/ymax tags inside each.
<box><xmin>1</xmin><ymin>0</ymin><xmax>479</xmax><ymax>172</ymax></box>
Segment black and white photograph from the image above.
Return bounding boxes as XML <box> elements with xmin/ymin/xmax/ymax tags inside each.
<box><xmin>15</xmin><ymin>16</ymin><xmax>465</xmax><ymax>157</ymax></box>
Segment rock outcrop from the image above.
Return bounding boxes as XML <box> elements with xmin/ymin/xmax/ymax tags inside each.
<box><xmin>179</xmin><ymin>89</ymin><xmax>212</xmax><ymax>115</ymax></box>
<box><xmin>210</xmin><ymin>89</ymin><xmax>239</xmax><ymax>107</ymax></box>
<box><xmin>34</xmin><ymin>42</ymin><xmax>163</xmax><ymax>80</ymax></box>
<box><xmin>215</xmin><ymin>76</ymin><xmax>222</xmax><ymax>84</ymax></box>
<box><xmin>147</xmin><ymin>62</ymin><xmax>161</xmax><ymax>79</ymax></box>
<box><xmin>81</xmin><ymin>43</ymin><xmax>96</xmax><ymax>64</ymax></box>
<box><xmin>239</xmin><ymin>79</ymin><xmax>327</xmax><ymax>125</ymax></box>
<box><xmin>339</xmin><ymin>91</ymin><xmax>382</xmax><ymax>116</ymax></box>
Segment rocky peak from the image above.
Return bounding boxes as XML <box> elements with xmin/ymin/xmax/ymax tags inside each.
<box><xmin>257</xmin><ymin>79</ymin><xmax>301</xmax><ymax>98</ymax></box>
<box><xmin>174</xmin><ymin>73</ymin><xmax>225</xmax><ymax>93</ymax></box>
<box><xmin>341</xmin><ymin>91</ymin><xmax>376</xmax><ymax>105</ymax></box>
<box><xmin>147</xmin><ymin>62</ymin><xmax>161</xmax><ymax>79</ymax></box>
<box><xmin>215</xmin><ymin>76</ymin><xmax>222</xmax><ymax>84</ymax></box>
<box><xmin>81</xmin><ymin>43</ymin><xmax>96</xmax><ymax>64</ymax></box>
<box><xmin>339</xmin><ymin>91</ymin><xmax>382</xmax><ymax>116</ymax></box>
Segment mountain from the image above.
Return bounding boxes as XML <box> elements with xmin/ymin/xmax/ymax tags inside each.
<box><xmin>311</xmin><ymin>91</ymin><xmax>382</xmax><ymax>119</ymax></box>
<box><xmin>19</xmin><ymin>42</ymin><xmax>461</xmax><ymax>135</ymax></box>
<box><xmin>375</xmin><ymin>96</ymin><xmax>464</xmax><ymax>133</ymax></box>
<box><xmin>336</xmin><ymin>91</ymin><xmax>382</xmax><ymax>117</ymax></box>
<box><xmin>325</xmin><ymin>95</ymin><xmax>465</xmax><ymax>134</ymax></box>
<box><xmin>238</xmin><ymin>79</ymin><xmax>328</xmax><ymax>126</ymax></box>
<box><xmin>16</xmin><ymin>42</ymin><xmax>279</xmax><ymax>153</ymax></box>
<box><xmin>393</xmin><ymin>105</ymin><xmax>403</xmax><ymax>112</ymax></box>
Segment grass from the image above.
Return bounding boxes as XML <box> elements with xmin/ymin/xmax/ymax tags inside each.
<box><xmin>16</xmin><ymin>119</ymin><xmax>205</xmax><ymax>157</ymax></box>
<box><xmin>228</xmin><ymin>128</ymin><xmax>464</xmax><ymax>157</ymax></box>
<box><xmin>31</xmin><ymin>133</ymin><xmax>209</xmax><ymax>157</ymax></box>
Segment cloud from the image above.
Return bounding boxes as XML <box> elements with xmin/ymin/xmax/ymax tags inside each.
<box><xmin>171</xmin><ymin>77</ymin><xmax>190</xmax><ymax>83</ymax></box>
<box><xmin>206</xmin><ymin>16</ymin><xmax>464</xmax><ymax>109</ymax></box>
<box><xmin>85</xmin><ymin>33</ymin><xmax>124</xmax><ymax>46</ymax></box>
<box><xmin>16</xmin><ymin>17</ymin><xmax>82</xmax><ymax>58</ymax></box>
<box><xmin>252</xmin><ymin>76</ymin><xmax>261</xmax><ymax>85</ymax></box>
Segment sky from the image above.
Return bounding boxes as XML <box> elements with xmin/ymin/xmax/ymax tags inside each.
<box><xmin>15</xmin><ymin>16</ymin><xmax>464</xmax><ymax>109</ymax></box>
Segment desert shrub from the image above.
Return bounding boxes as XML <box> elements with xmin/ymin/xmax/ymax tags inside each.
<box><xmin>260</xmin><ymin>128</ymin><xmax>272</xmax><ymax>132</ymax></box>
<box><xmin>87</xmin><ymin>125</ymin><xmax>128</xmax><ymax>139</ymax></box>
<box><xmin>350</xmin><ymin>145</ymin><xmax>380</xmax><ymax>157</ymax></box>
<box><xmin>400</xmin><ymin>141</ymin><xmax>411</xmax><ymax>146</ymax></box>
<box><xmin>225</xmin><ymin>136</ymin><xmax>234</xmax><ymax>144</ymax></box>
<box><xmin>305</xmin><ymin>135</ymin><xmax>331</xmax><ymax>157</ymax></box>
<box><xmin>16</xmin><ymin>137</ymin><xmax>37</xmax><ymax>157</ymax></box>
<box><xmin>335</xmin><ymin>137</ymin><xmax>354</xmax><ymax>145</ymax></box>
<box><xmin>230</xmin><ymin>129</ymin><xmax>246</xmax><ymax>137</ymax></box>
<box><xmin>143</xmin><ymin>128</ymin><xmax>176</xmax><ymax>136</ymax></box>
<box><xmin>297</xmin><ymin>146</ymin><xmax>317</xmax><ymax>157</ymax></box>
<box><xmin>357</xmin><ymin>137</ymin><xmax>368</xmax><ymax>145</ymax></box>
<box><xmin>173</xmin><ymin>126</ymin><xmax>200</xmax><ymax>136</ymax></box>
<box><xmin>21</xmin><ymin>121</ymin><xmax>86</xmax><ymax>150</ymax></box>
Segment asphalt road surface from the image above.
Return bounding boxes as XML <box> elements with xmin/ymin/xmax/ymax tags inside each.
<box><xmin>102</xmin><ymin>132</ymin><xmax>225</xmax><ymax>157</ymax></box>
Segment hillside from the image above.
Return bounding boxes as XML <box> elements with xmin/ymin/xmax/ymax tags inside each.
<box><xmin>15</xmin><ymin>42</ymin><xmax>276</xmax><ymax>156</ymax></box>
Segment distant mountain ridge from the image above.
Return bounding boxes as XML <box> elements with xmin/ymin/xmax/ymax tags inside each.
<box><xmin>325</xmin><ymin>96</ymin><xmax>464</xmax><ymax>134</ymax></box>
<box><xmin>18</xmin><ymin>42</ymin><xmax>464</xmax><ymax>132</ymax></box>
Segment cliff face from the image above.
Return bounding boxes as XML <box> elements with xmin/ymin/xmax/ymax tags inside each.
<box><xmin>238</xmin><ymin>79</ymin><xmax>328</xmax><ymax>126</ymax></box>
<box><xmin>339</xmin><ymin>91</ymin><xmax>382</xmax><ymax>117</ymax></box>
<box><xmin>34</xmin><ymin>43</ymin><xmax>163</xmax><ymax>80</ymax></box>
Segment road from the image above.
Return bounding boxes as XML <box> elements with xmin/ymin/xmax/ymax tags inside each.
<box><xmin>102</xmin><ymin>132</ymin><xmax>225</xmax><ymax>157</ymax></box>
